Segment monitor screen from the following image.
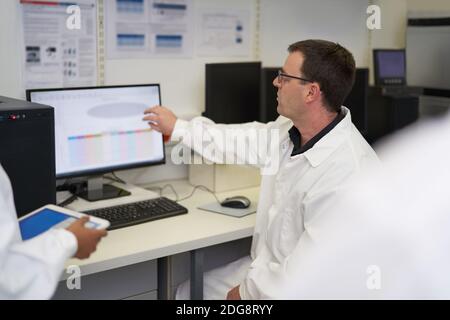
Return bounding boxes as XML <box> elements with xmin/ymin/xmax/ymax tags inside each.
<box><xmin>204</xmin><ymin>62</ymin><xmax>261</xmax><ymax>124</ymax></box>
<box><xmin>27</xmin><ymin>85</ymin><xmax>165</xmax><ymax>178</ymax></box>
<box><xmin>374</xmin><ymin>49</ymin><xmax>406</xmax><ymax>85</ymax></box>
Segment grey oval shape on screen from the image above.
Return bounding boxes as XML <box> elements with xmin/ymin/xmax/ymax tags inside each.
<box><xmin>88</xmin><ymin>102</ymin><xmax>148</xmax><ymax>118</ymax></box>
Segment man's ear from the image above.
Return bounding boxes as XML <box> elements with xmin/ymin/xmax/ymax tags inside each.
<box><xmin>306</xmin><ymin>83</ymin><xmax>321</xmax><ymax>102</ymax></box>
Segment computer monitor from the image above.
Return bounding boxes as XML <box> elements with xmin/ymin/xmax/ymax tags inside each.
<box><xmin>260</xmin><ymin>67</ymin><xmax>280</xmax><ymax>123</ymax></box>
<box><xmin>343</xmin><ymin>68</ymin><xmax>369</xmax><ymax>135</ymax></box>
<box><xmin>373</xmin><ymin>49</ymin><xmax>407</xmax><ymax>86</ymax></box>
<box><xmin>204</xmin><ymin>62</ymin><xmax>261</xmax><ymax>124</ymax></box>
<box><xmin>27</xmin><ymin>84</ymin><xmax>165</xmax><ymax>201</ymax></box>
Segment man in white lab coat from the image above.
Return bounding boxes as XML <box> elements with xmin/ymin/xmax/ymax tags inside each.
<box><xmin>144</xmin><ymin>39</ymin><xmax>379</xmax><ymax>299</ymax></box>
<box><xmin>0</xmin><ymin>165</ymin><xmax>107</xmax><ymax>300</ymax></box>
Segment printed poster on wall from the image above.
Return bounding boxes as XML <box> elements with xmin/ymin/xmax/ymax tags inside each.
<box><xmin>20</xmin><ymin>0</ymin><xmax>98</xmax><ymax>89</ymax></box>
<box><xmin>196</xmin><ymin>8</ymin><xmax>251</xmax><ymax>57</ymax></box>
<box><xmin>105</xmin><ymin>0</ymin><xmax>194</xmax><ymax>59</ymax></box>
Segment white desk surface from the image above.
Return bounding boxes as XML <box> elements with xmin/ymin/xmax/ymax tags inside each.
<box><xmin>62</xmin><ymin>180</ymin><xmax>259</xmax><ymax>279</ymax></box>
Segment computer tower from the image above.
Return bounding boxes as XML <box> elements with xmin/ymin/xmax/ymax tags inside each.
<box><xmin>204</xmin><ymin>62</ymin><xmax>261</xmax><ymax>124</ymax></box>
<box><xmin>260</xmin><ymin>67</ymin><xmax>280</xmax><ymax>123</ymax></box>
<box><xmin>0</xmin><ymin>96</ymin><xmax>56</xmax><ymax>217</ymax></box>
<box><xmin>343</xmin><ymin>68</ymin><xmax>369</xmax><ymax>135</ymax></box>
<box><xmin>367</xmin><ymin>88</ymin><xmax>419</xmax><ymax>144</ymax></box>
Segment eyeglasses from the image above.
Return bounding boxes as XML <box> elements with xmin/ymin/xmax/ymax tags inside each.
<box><xmin>277</xmin><ymin>70</ymin><xmax>313</xmax><ymax>84</ymax></box>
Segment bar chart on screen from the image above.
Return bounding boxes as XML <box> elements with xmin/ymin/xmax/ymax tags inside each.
<box><xmin>67</xmin><ymin>128</ymin><xmax>158</xmax><ymax>169</ymax></box>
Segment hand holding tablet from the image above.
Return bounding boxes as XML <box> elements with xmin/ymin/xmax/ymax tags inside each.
<box><xmin>19</xmin><ymin>205</ymin><xmax>109</xmax><ymax>240</ymax></box>
<box><xmin>66</xmin><ymin>216</ymin><xmax>108</xmax><ymax>260</ymax></box>
<box><xmin>19</xmin><ymin>205</ymin><xmax>109</xmax><ymax>259</ymax></box>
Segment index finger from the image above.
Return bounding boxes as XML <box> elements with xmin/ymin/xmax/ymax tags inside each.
<box><xmin>144</xmin><ymin>105</ymin><xmax>160</xmax><ymax>115</ymax></box>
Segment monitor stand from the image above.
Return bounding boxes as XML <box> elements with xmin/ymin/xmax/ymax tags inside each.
<box><xmin>76</xmin><ymin>176</ymin><xmax>131</xmax><ymax>202</ymax></box>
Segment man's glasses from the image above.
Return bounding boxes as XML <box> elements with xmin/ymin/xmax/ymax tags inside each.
<box><xmin>277</xmin><ymin>70</ymin><xmax>313</xmax><ymax>84</ymax></box>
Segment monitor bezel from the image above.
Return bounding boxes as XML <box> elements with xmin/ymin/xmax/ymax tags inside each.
<box><xmin>373</xmin><ymin>49</ymin><xmax>407</xmax><ymax>86</ymax></box>
<box><xmin>26</xmin><ymin>84</ymin><xmax>166</xmax><ymax>179</ymax></box>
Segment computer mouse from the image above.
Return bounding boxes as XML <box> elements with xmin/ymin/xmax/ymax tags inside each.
<box><xmin>220</xmin><ymin>196</ymin><xmax>251</xmax><ymax>209</ymax></box>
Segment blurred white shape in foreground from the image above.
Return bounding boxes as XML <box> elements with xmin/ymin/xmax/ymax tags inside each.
<box><xmin>283</xmin><ymin>113</ymin><xmax>450</xmax><ymax>299</ymax></box>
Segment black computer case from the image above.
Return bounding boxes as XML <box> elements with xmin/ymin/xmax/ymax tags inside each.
<box><xmin>367</xmin><ymin>88</ymin><xmax>419</xmax><ymax>144</ymax></box>
<box><xmin>0</xmin><ymin>96</ymin><xmax>56</xmax><ymax>217</ymax></box>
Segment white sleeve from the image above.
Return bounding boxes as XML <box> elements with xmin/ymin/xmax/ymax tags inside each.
<box><xmin>0</xmin><ymin>165</ymin><xmax>78</xmax><ymax>300</ymax></box>
<box><xmin>0</xmin><ymin>227</ymin><xmax>77</xmax><ymax>300</ymax></box>
<box><xmin>171</xmin><ymin>117</ymin><xmax>282</xmax><ymax>169</ymax></box>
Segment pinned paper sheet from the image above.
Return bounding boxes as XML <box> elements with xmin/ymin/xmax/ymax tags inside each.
<box><xmin>20</xmin><ymin>0</ymin><xmax>98</xmax><ymax>89</ymax></box>
<box><xmin>105</xmin><ymin>0</ymin><xmax>195</xmax><ymax>59</ymax></box>
<box><xmin>196</xmin><ymin>8</ymin><xmax>251</xmax><ymax>57</ymax></box>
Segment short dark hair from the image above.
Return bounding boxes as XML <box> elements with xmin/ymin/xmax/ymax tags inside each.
<box><xmin>288</xmin><ymin>40</ymin><xmax>356</xmax><ymax>113</ymax></box>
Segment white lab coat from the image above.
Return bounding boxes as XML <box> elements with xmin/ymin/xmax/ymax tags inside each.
<box><xmin>283</xmin><ymin>114</ymin><xmax>450</xmax><ymax>299</ymax></box>
<box><xmin>0</xmin><ymin>165</ymin><xmax>77</xmax><ymax>300</ymax></box>
<box><xmin>172</xmin><ymin>107</ymin><xmax>379</xmax><ymax>299</ymax></box>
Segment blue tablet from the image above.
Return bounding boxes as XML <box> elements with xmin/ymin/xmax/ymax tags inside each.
<box><xmin>19</xmin><ymin>205</ymin><xmax>110</xmax><ymax>241</ymax></box>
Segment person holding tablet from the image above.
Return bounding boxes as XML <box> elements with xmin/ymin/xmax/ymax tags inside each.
<box><xmin>0</xmin><ymin>165</ymin><xmax>108</xmax><ymax>300</ymax></box>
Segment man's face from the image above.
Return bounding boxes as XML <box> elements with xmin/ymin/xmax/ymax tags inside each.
<box><xmin>273</xmin><ymin>52</ymin><xmax>309</xmax><ymax>120</ymax></box>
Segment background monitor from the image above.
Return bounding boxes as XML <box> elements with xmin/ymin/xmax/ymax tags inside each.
<box><xmin>343</xmin><ymin>68</ymin><xmax>369</xmax><ymax>135</ymax></box>
<box><xmin>204</xmin><ymin>62</ymin><xmax>261</xmax><ymax>124</ymax></box>
<box><xmin>373</xmin><ymin>49</ymin><xmax>407</xmax><ymax>86</ymax></box>
<box><xmin>260</xmin><ymin>67</ymin><xmax>280</xmax><ymax>123</ymax></box>
<box><xmin>27</xmin><ymin>85</ymin><xmax>165</xmax><ymax>201</ymax></box>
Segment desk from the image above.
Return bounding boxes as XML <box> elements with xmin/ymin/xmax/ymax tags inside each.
<box><xmin>63</xmin><ymin>180</ymin><xmax>259</xmax><ymax>300</ymax></box>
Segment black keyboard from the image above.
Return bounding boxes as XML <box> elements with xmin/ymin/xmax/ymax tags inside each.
<box><xmin>83</xmin><ymin>197</ymin><xmax>188</xmax><ymax>230</ymax></box>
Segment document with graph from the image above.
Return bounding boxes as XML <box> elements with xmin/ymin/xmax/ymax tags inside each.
<box><xmin>20</xmin><ymin>0</ymin><xmax>97</xmax><ymax>89</ymax></box>
<box><xmin>105</xmin><ymin>0</ymin><xmax>194</xmax><ymax>59</ymax></box>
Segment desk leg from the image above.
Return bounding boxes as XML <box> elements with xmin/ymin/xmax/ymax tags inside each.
<box><xmin>190</xmin><ymin>249</ymin><xmax>204</xmax><ymax>300</ymax></box>
<box><xmin>158</xmin><ymin>257</ymin><xmax>173</xmax><ymax>300</ymax></box>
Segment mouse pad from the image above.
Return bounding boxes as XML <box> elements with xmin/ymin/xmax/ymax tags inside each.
<box><xmin>198</xmin><ymin>202</ymin><xmax>257</xmax><ymax>218</ymax></box>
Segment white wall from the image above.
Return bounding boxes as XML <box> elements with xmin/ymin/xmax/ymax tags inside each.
<box><xmin>371</xmin><ymin>0</ymin><xmax>408</xmax><ymax>49</ymax></box>
<box><xmin>0</xmin><ymin>0</ymin><xmax>376</xmax><ymax>184</ymax></box>
<box><xmin>0</xmin><ymin>0</ymin><xmax>258</xmax><ymax>110</ymax></box>
<box><xmin>364</xmin><ymin>0</ymin><xmax>450</xmax><ymax>84</ymax></box>
<box><xmin>1</xmin><ymin>0</ymin><xmax>373</xmax><ymax>104</ymax></box>
<box><xmin>0</xmin><ymin>0</ymin><xmax>23</xmax><ymax>99</ymax></box>
<box><xmin>369</xmin><ymin>0</ymin><xmax>450</xmax><ymax>50</ymax></box>
<box><xmin>2</xmin><ymin>0</ymin><xmax>448</xmax><ymax>184</ymax></box>
<box><xmin>3</xmin><ymin>1</ymin><xmax>449</xmax><ymax>102</ymax></box>
<box><xmin>105</xmin><ymin>0</ymin><xmax>258</xmax><ymax>119</ymax></box>
<box><xmin>260</xmin><ymin>0</ymin><xmax>371</xmax><ymax>68</ymax></box>
<box><xmin>408</xmin><ymin>0</ymin><xmax>450</xmax><ymax>11</ymax></box>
